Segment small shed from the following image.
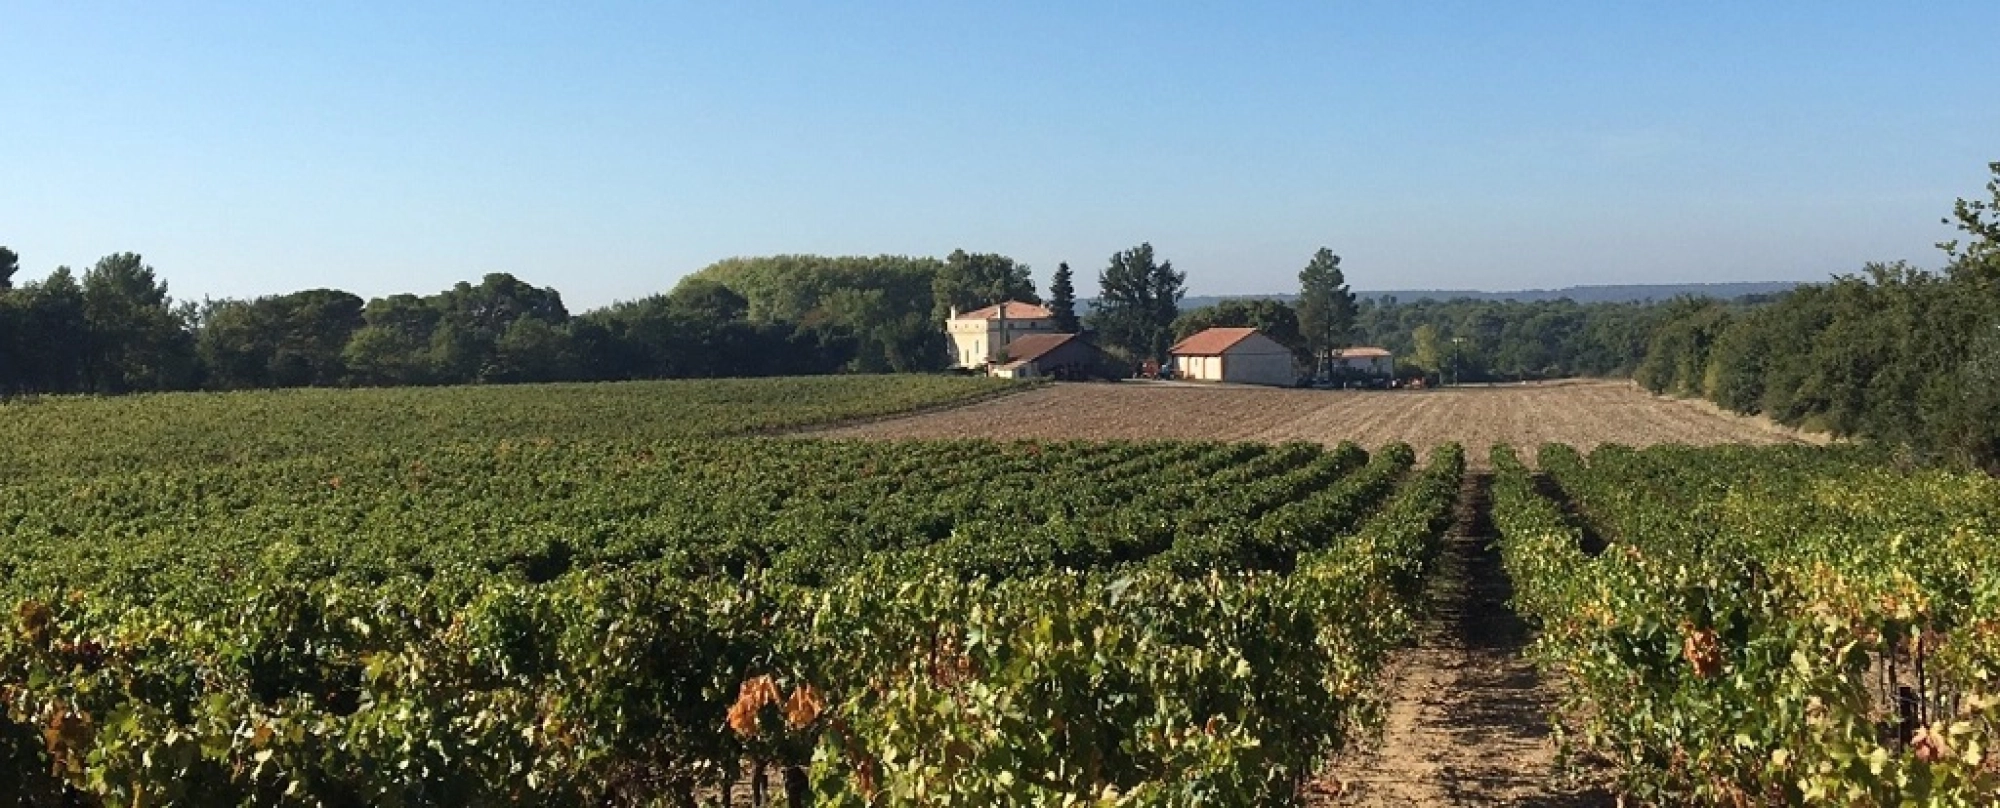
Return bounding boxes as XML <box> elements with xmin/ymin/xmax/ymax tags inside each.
<box><xmin>1169</xmin><ymin>327</ymin><xmax>1299</xmax><ymax>387</ymax></box>
<box><xmin>1331</xmin><ymin>347</ymin><xmax>1394</xmax><ymax>376</ymax></box>
<box><xmin>991</xmin><ymin>333</ymin><xmax>1114</xmax><ymax>380</ymax></box>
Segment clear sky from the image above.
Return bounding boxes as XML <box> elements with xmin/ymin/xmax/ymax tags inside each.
<box><xmin>5</xmin><ymin>2</ymin><xmax>1996</xmax><ymax>309</ymax></box>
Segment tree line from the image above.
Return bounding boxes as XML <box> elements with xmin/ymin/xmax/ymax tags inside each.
<box><xmin>1169</xmin><ymin>294</ymin><xmax>1669</xmax><ymax>381</ymax></box>
<box><xmin>0</xmin><ymin>243</ymin><xmax>1150</xmax><ymax>393</ymax></box>
<box><xmin>0</xmin><ymin>238</ymin><xmax>1320</xmax><ymax>393</ymax></box>
<box><xmin>0</xmin><ymin>237</ymin><xmax>1715</xmax><ymax>396</ymax></box>
<box><xmin>1635</xmin><ymin>162</ymin><xmax>2000</xmax><ymax>470</ymax></box>
<box><xmin>0</xmin><ymin>255</ymin><xmax>853</xmax><ymax>395</ymax></box>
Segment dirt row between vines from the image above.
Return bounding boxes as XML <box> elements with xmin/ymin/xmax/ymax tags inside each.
<box><xmin>1304</xmin><ymin>472</ymin><xmax>1616</xmax><ymax>807</ymax></box>
<box><xmin>812</xmin><ymin>379</ymin><xmax>1819</xmax><ymax>462</ymax></box>
<box><xmin>807</xmin><ymin>378</ymin><xmax>1812</xmax><ymax>805</ymax></box>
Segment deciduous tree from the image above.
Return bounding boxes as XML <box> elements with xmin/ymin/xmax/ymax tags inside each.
<box><xmin>6</xmin><ymin>268</ymin><xmax>89</xmax><ymax>392</ymax></box>
<box><xmin>684</xmin><ymin>254</ymin><xmax>943</xmax><ymax>372</ymax></box>
<box><xmin>1411</xmin><ymin>323</ymin><xmax>1443</xmax><ymax>375</ymax></box>
<box><xmin>1942</xmin><ymin>161</ymin><xmax>2000</xmax><ymax>288</ymax></box>
<box><xmin>932</xmin><ymin>250</ymin><xmax>1037</xmax><ymax>323</ymax></box>
<box><xmin>342</xmin><ymin>324</ymin><xmax>431</xmax><ymax>386</ymax></box>
<box><xmin>1172</xmin><ymin>298</ymin><xmax>1305</xmax><ymax>361</ymax></box>
<box><xmin>667</xmin><ymin>279</ymin><xmax>750</xmax><ymax>323</ymax></box>
<box><xmin>1089</xmin><ymin>243</ymin><xmax>1184</xmax><ymax>362</ymax></box>
<box><xmin>491</xmin><ymin>315</ymin><xmax>576</xmax><ymax>383</ymax></box>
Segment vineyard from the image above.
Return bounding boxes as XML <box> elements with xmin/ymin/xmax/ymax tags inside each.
<box><xmin>1491</xmin><ymin>443</ymin><xmax>2000</xmax><ymax>805</ymax></box>
<box><xmin>0</xmin><ymin>375</ymin><xmax>1020</xmax><ymax>480</ymax></box>
<box><xmin>0</xmin><ymin>378</ymin><xmax>1469</xmax><ymax>805</ymax></box>
<box><xmin>7</xmin><ymin>376</ymin><xmax>1995</xmax><ymax>806</ymax></box>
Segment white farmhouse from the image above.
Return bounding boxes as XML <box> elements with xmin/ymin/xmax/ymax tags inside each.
<box><xmin>1169</xmin><ymin>327</ymin><xmax>1299</xmax><ymax>387</ymax></box>
<box><xmin>945</xmin><ymin>301</ymin><xmax>1058</xmax><ymax>368</ymax></box>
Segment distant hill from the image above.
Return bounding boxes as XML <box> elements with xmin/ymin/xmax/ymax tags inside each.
<box><xmin>1150</xmin><ymin>281</ymin><xmax>1804</xmax><ymax>311</ymax></box>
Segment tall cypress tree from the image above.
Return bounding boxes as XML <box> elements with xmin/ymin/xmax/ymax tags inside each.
<box><xmin>1048</xmin><ymin>262</ymin><xmax>1080</xmax><ymax>333</ymax></box>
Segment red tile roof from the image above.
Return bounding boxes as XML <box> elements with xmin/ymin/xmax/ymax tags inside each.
<box><xmin>1169</xmin><ymin>327</ymin><xmax>1260</xmax><ymax>356</ymax></box>
<box><xmin>1336</xmin><ymin>347</ymin><xmax>1393</xmax><ymax>358</ymax></box>
<box><xmin>1003</xmin><ymin>333</ymin><xmax>1079</xmax><ymax>365</ymax></box>
<box><xmin>958</xmin><ymin>301</ymin><xmax>1053</xmax><ymax>320</ymax></box>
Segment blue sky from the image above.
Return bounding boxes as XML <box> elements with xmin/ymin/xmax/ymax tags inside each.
<box><xmin>5</xmin><ymin>2</ymin><xmax>1996</xmax><ymax>309</ymax></box>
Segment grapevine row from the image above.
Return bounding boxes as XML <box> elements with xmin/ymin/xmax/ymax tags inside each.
<box><xmin>1491</xmin><ymin>443</ymin><xmax>2000</xmax><ymax>805</ymax></box>
<box><xmin>1</xmin><ymin>440</ymin><xmax>1464</xmax><ymax>805</ymax></box>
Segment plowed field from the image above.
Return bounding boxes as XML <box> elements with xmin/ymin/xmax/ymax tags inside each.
<box><xmin>813</xmin><ymin>379</ymin><xmax>1815</xmax><ymax>462</ymax></box>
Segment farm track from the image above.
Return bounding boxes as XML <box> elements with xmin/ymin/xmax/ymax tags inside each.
<box><xmin>810</xmin><ymin>380</ymin><xmax>1816</xmax><ymax>463</ymax></box>
<box><xmin>1307</xmin><ymin>473</ymin><xmax>1616</xmax><ymax>807</ymax></box>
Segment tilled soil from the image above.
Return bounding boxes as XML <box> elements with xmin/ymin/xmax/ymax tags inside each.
<box><xmin>810</xmin><ymin>380</ymin><xmax>1816</xmax><ymax>463</ymax></box>
<box><xmin>1306</xmin><ymin>473</ymin><xmax>1617</xmax><ymax>807</ymax></box>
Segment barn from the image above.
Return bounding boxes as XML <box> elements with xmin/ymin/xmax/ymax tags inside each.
<box><xmin>991</xmin><ymin>333</ymin><xmax>1114</xmax><ymax>380</ymax></box>
<box><xmin>1169</xmin><ymin>327</ymin><xmax>1299</xmax><ymax>387</ymax></box>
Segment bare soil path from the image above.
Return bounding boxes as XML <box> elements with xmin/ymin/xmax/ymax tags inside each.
<box><xmin>810</xmin><ymin>380</ymin><xmax>1816</xmax><ymax>464</ymax></box>
<box><xmin>805</xmin><ymin>378</ymin><xmax>1805</xmax><ymax>804</ymax></box>
<box><xmin>1305</xmin><ymin>473</ymin><xmax>1616</xmax><ymax>807</ymax></box>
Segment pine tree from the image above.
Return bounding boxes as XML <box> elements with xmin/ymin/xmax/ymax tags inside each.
<box><xmin>1296</xmin><ymin>248</ymin><xmax>1357</xmax><ymax>374</ymax></box>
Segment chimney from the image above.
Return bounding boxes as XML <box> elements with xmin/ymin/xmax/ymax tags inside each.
<box><xmin>995</xmin><ymin>301</ymin><xmax>1008</xmax><ymax>361</ymax></box>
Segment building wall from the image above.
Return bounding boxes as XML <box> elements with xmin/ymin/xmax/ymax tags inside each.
<box><xmin>1039</xmin><ymin>341</ymin><xmax>1110</xmax><ymax>379</ymax></box>
<box><xmin>993</xmin><ymin>340</ymin><xmax>1110</xmax><ymax>379</ymax></box>
<box><xmin>1220</xmin><ymin>348</ymin><xmax>1297</xmax><ymax>386</ymax></box>
<box><xmin>948</xmin><ymin>323</ymin><xmax>985</xmax><ymax>367</ymax></box>
<box><xmin>1175</xmin><ymin>354</ymin><xmax>1221</xmax><ymax>381</ymax></box>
